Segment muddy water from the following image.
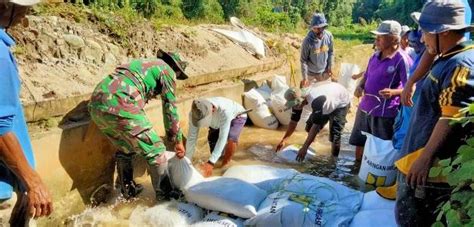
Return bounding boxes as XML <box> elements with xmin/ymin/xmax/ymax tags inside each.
<box><xmin>67</xmin><ymin>123</ymin><xmax>371</xmax><ymax>226</ymax></box>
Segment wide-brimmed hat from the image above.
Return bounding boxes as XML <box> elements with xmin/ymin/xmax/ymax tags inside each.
<box><xmin>371</xmin><ymin>20</ymin><xmax>402</xmax><ymax>36</ymax></box>
<box><xmin>284</xmin><ymin>87</ymin><xmax>304</xmax><ymax>108</ymax></box>
<box><xmin>6</xmin><ymin>0</ymin><xmax>40</xmax><ymax>6</ymax></box>
<box><xmin>412</xmin><ymin>0</ymin><xmax>474</xmax><ymax>34</ymax></box>
<box><xmin>191</xmin><ymin>99</ymin><xmax>213</xmax><ymax>127</ymax></box>
<box><xmin>157</xmin><ymin>49</ymin><xmax>189</xmax><ymax>80</ymax></box>
<box><xmin>310</xmin><ymin>13</ymin><xmax>328</xmax><ymax>28</ymax></box>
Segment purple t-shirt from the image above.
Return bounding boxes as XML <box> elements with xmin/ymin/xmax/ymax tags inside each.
<box><xmin>359</xmin><ymin>50</ymin><xmax>412</xmax><ymax>118</ymax></box>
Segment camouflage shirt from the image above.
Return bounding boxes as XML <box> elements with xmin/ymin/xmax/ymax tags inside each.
<box><xmin>89</xmin><ymin>59</ymin><xmax>183</xmax><ymax>142</ymax></box>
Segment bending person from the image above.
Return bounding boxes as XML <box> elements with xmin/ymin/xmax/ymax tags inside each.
<box><xmin>185</xmin><ymin>97</ymin><xmax>248</xmax><ymax>177</ymax></box>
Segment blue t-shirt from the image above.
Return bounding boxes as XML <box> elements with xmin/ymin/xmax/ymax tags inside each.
<box><xmin>0</xmin><ymin>29</ymin><xmax>35</xmax><ymax>199</ymax></box>
<box><xmin>400</xmin><ymin>41</ymin><xmax>474</xmax><ymax>159</ymax></box>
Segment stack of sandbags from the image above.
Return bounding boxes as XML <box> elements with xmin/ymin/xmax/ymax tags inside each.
<box><xmin>243</xmin><ymin>82</ymin><xmax>279</xmax><ymax>129</ymax></box>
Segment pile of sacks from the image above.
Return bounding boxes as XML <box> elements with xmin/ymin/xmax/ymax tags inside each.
<box><xmin>165</xmin><ymin>156</ymin><xmax>397</xmax><ymax>227</ymax></box>
<box><xmin>243</xmin><ymin>75</ymin><xmax>312</xmax><ymax>131</ymax></box>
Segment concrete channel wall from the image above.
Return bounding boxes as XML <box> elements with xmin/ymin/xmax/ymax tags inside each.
<box><xmin>26</xmin><ymin>60</ymin><xmax>288</xmax><ymax>224</ymax></box>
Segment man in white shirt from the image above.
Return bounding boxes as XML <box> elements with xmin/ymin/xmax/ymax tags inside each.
<box><xmin>186</xmin><ymin>97</ymin><xmax>248</xmax><ymax>177</ymax></box>
<box><xmin>276</xmin><ymin>80</ymin><xmax>351</xmax><ymax>161</ymax></box>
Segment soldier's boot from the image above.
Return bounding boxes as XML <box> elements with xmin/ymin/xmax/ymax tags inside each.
<box><xmin>116</xmin><ymin>152</ymin><xmax>143</xmax><ymax>199</ymax></box>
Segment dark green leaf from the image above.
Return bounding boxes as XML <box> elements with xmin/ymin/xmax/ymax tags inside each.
<box><xmin>442</xmin><ymin>202</ymin><xmax>452</xmax><ymax>212</ymax></box>
<box><xmin>471</xmin><ymin>183</ymin><xmax>474</xmax><ymax>190</ymax></box>
<box><xmin>436</xmin><ymin>210</ymin><xmax>445</xmax><ymax>221</ymax></box>
<box><xmin>430</xmin><ymin>167</ymin><xmax>442</xmax><ymax>178</ymax></box>
<box><xmin>446</xmin><ymin>209</ymin><xmax>462</xmax><ymax>226</ymax></box>
<box><xmin>452</xmin><ymin>156</ymin><xmax>463</xmax><ymax>165</ymax></box>
<box><xmin>432</xmin><ymin>221</ymin><xmax>444</xmax><ymax>227</ymax></box>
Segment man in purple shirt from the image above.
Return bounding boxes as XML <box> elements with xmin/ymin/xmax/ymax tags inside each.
<box><xmin>350</xmin><ymin>20</ymin><xmax>412</xmax><ymax>161</ymax></box>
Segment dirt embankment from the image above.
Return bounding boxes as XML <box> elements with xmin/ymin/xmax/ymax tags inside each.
<box><xmin>9</xmin><ymin>7</ymin><xmax>302</xmax><ymax>111</ymax></box>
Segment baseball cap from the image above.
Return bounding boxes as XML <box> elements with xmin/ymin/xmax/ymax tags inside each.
<box><xmin>191</xmin><ymin>99</ymin><xmax>213</xmax><ymax>127</ymax></box>
<box><xmin>371</xmin><ymin>20</ymin><xmax>402</xmax><ymax>36</ymax></box>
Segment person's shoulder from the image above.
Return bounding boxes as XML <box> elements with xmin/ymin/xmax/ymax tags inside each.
<box><xmin>324</xmin><ymin>30</ymin><xmax>333</xmax><ymax>38</ymax></box>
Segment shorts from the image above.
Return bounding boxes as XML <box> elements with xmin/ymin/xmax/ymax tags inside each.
<box><xmin>349</xmin><ymin>108</ymin><xmax>395</xmax><ymax>147</ymax></box>
<box><xmin>306</xmin><ymin>105</ymin><xmax>349</xmax><ymax>144</ymax></box>
<box><xmin>208</xmin><ymin>115</ymin><xmax>247</xmax><ymax>152</ymax></box>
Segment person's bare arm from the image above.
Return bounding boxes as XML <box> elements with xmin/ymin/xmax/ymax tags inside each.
<box><xmin>401</xmin><ymin>52</ymin><xmax>436</xmax><ymax>106</ymax></box>
<box><xmin>276</xmin><ymin>120</ymin><xmax>298</xmax><ymax>152</ymax></box>
<box><xmin>0</xmin><ymin>132</ymin><xmax>53</xmax><ymax>218</ymax></box>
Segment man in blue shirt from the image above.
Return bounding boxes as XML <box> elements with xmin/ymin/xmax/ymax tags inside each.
<box><xmin>394</xmin><ymin>1</ymin><xmax>474</xmax><ymax>225</ymax></box>
<box><xmin>0</xmin><ymin>0</ymin><xmax>53</xmax><ymax>225</ymax></box>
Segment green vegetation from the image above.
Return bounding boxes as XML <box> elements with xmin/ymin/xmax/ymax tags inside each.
<box><xmin>429</xmin><ymin>103</ymin><xmax>474</xmax><ymax>227</ymax></box>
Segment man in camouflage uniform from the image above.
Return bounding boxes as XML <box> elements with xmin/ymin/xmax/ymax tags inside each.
<box><xmin>88</xmin><ymin>49</ymin><xmax>188</xmax><ymax>200</ymax></box>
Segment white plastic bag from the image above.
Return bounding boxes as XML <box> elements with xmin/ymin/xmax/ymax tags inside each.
<box><xmin>256</xmin><ymin>82</ymin><xmax>272</xmax><ymax>103</ymax></box>
<box><xmin>168</xmin><ymin>156</ymin><xmax>204</xmax><ymax>190</ymax></box>
<box><xmin>271</xmin><ymin>75</ymin><xmax>289</xmax><ymax>94</ymax></box>
<box><xmin>276</xmin><ymin>144</ymin><xmax>316</xmax><ymax>163</ymax></box>
<box><xmin>222</xmin><ymin>165</ymin><xmax>299</xmax><ymax>193</ymax></box>
<box><xmin>338</xmin><ymin>63</ymin><xmax>360</xmax><ymax>98</ymax></box>
<box><xmin>245</xmin><ymin>191</ymin><xmax>356</xmax><ymax>227</ymax></box>
<box><xmin>270</xmin><ymin>94</ymin><xmax>292</xmax><ymax>126</ymax></box>
<box><xmin>360</xmin><ymin>191</ymin><xmax>395</xmax><ymax>211</ymax></box>
<box><xmin>184</xmin><ymin>177</ymin><xmax>267</xmax><ymax>218</ymax></box>
<box><xmin>191</xmin><ymin>212</ymin><xmax>245</xmax><ymax>227</ymax></box>
<box><xmin>244</xmin><ymin>88</ymin><xmax>279</xmax><ymax>129</ymax></box>
<box><xmin>177</xmin><ymin>202</ymin><xmax>205</xmax><ymax>225</ymax></box>
<box><xmin>350</xmin><ymin>209</ymin><xmax>397</xmax><ymax>227</ymax></box>
<box><xmin>358</xmin><ymin>132</ymin><xmax>398</xmax><ymax>187</ymax></box>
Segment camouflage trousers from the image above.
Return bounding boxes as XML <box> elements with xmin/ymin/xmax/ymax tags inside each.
<box><xmin>89</xmin><ymin>107</ymin><xmax>166</xmax><ymax>166</ymax></box>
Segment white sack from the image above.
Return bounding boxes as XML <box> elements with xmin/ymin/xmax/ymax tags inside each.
<box><xmin>349</xmin><ymin>209</ymin><xmax>397</xmax><ymax>227</ymax></box>
<box><xmin>276</xmin><ymin>144</ymin><xmax>316</xmax><ymax>163</ymax></box>
<box><xmin>338</xmin><ymin>63</ymin><xmax>360</xmax><ymax>98</ymax></box>
<box><xmin>360</xmin><ymin>190</ymin><xmax>395</xmax><ymax>211</ymax></box>
<box><xmin>191</xmin><ymin>212</ymin><xmax>245</xmax><ymax>227</ymax></box>
<box><xmin>223</xmin><ymin>165</ymin><xmax>299</xmax><ymax>192</ymax></box>
<box><xmin>177</xmin><ymin>202</ymin><xmax>205</xmax><ymax>225</ymax></box>
<box><xmin>168</xmin><ymin>156</ymin><xmax>204</xmax><ymax>190</ymax></box>
<box><xmin>245</xmin><ymin>191</ymin><xmax>355</xmax><ymax>227</ymax></box>
<box><xmin>243</xmin><ymin>88</ymin><xmax>279</xmax><ymax>129</ymax></box>
<box><xmin>184</xmin><ymin>177</ymin><xmax>267</xmax><ymax>218</ymax></box>
<box><xmin>358</xmin><ymin>132</ymin><xmax>398</xmax><ymax>187</ymax></box>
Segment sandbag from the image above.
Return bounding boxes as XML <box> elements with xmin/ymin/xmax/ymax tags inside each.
<box><xmin>360</xmin><ymin>191</ymin><xmax>395</xmax><ymax>211</ymax></box>
<box><xmin>271</xmin><ymin>75</ymin><xmax>289</xmax><ymax>94</ymax></box>
<box><xmin>222</xmin><ymin>165</ymin><xmax>299</xmax><ymax>193</ymax></box>
<box><xmin>283</xmin><ymin>174</ymin><xmax>363</xmax><ymax>213</ymax></box>
<box><xmin>191</xmin><ymin>212</ymin><xmax>245</xmax><ymax>227</ymax></box>
<box><xmin>184</xmin><ymin>177</ymin><xmax>267</xmax><ymax>218</ymax></box>
<box><xmin>256</xmin><ymin>82</ymin><xmax>272</xmax><ymax>103</ymax></box>
<box><xmin>269</xmin><ymin>76</ymin><xmax>292</xmax><ymax>125</ymax></box>
<box><xmin>245</xmin><ymin>191</ymin><xmax>356</xmax><ymax>227</ymax></box>
<box><xmin>349</xmin><ymin>209</ymin><xmax>397</xmax><ymax>227</ymax></box>
<box><xmin>177</xmin><ymin>202</ymin><xmax>205</xmax><ymax>225</ymax></box>
<box><xmin>276</xmin><ymin>144</ymin><xmax>316</xmax><ymax>163</ymax></box>
<box><xmin>358</xmin><ymin>132</ymin><xmax>398</xmax><ymax>187</ymax></box>
<box><xmin>129</xmin><ymin>203</ymin><xmax>188</xmax><ymax>227</ymax></box>
<box><xmin>243</xmin><ymin>88</ymin><xmax>279</xmax><ymax>129</ymax></box>
<box><xmin>168</xmin><ymin>156</ymin><xmax>204</xmax><ymax>190</ymax></box>
<box><xmin>338</xmin><ymin>63</ymin><xmax>360</xmax><ymax>98</ymax></box>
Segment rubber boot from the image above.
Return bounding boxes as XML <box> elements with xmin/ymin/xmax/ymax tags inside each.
<box><xmin>116</xmin><ymin>152</ymin><xmax>143</xmax><ymax>199</ymax></box>
<box><xmin>331</xmin><ymin>143</ymin><xmax>341</xmax><ymax>158</ymax></box>
<box><xmin>221</xmin><ymin>141</ymin><xmax>237</xmax><ymax>167</ymax></box>
<box><xmin>147</xmin><ymin>159</ymin><xmax>178</xmax><ymax>201</ymax></box>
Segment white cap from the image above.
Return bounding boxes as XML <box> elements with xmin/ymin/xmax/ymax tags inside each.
<box><xmin>9</xmin><ymin>0</ymin><xmax>40</xmax><ymax>6</ymax></box>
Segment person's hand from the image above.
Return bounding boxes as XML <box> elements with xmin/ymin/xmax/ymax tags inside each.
<box><xmin>199</xmin><ymin>162</ymin><xmax>214</xmax><ymax>177</ymax></box>
<box><xmin>379</xmin><ymin>88</ymin><xmax>395</xmax><ymax>99</ymax></box>
<box><xmin>325</xmin><ymin>68</ymin><xmax>333</xmax><ymax>77</ymax></box>
<box><xmin>406</xmin><ymin>152</ymin><xmax>434</xmax><ymax>188</ymax></box>
<box><xmin>275</xmin><ymin>139</ymin><xmax>287</xmax><ymax>152</ymax></box>
<box><xmin>352</xmin><ymin>72</ymin><xmax>364</xmax><ymax>80</ymax></box>
<box><xmin>354</xmin><ymin>86</ymin><xmax>364</xmax><ymax>98</ymax></box>
<box><xmin>175</xmin><ymin>142</ymin><xmax>186</xmax><ymax>159</ymax></box>
<box><xmin>401</xmin><ymin>82</ymin><xmax>415</xmax><ymax>107</ymax></box>
<box><xmin>26</xmin><ymin>179</ymin><xmax>53</xmax><ymax>218</ymax></box>
<box><xmin>296</xmin><ymin>147</ymin><xmax>308</xmax><ymax>162</ymax></box>
<box><xmin>300</xmin><ymin>79</ymin><xmax>309</xmax><ymax>88</ymax></box>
